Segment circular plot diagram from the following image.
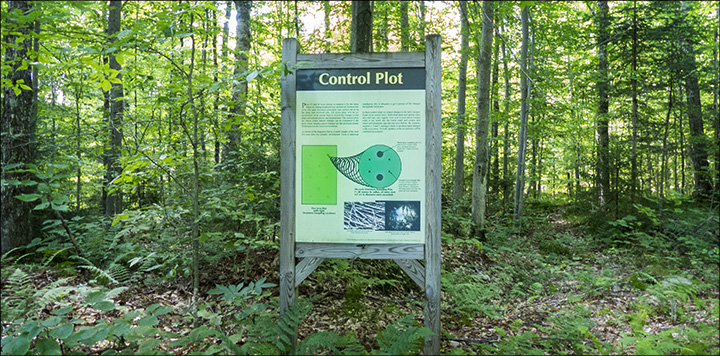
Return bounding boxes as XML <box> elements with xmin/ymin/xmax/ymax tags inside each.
<box><xmin>330</xmin><ymin>144</ymin><xmax>402</xmax><ymax>188</ymax></box>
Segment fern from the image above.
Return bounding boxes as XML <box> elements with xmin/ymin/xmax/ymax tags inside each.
<box><xmin>1</xmin><ymin>268</ymin><xmax>34</xmax><ymax>321</ymax></box>
<box><xmin>375</xmin><ymin>315</ymin><xmax>433</xmax><ymax>355</ymax></box>
<box><xmin>296</xmin><ymin>331</ymin><xmax>367</xmax><ymax>355</ymax></box>
<box><xmin>34</xmin><ymin>277</ymin><xmax>74</xmax><ymax>307</ymax></box>
<box><xmin>41</xmin><ymin>247</ymin><xmax>70</xmax><ymax>267</ymax></box>
<box><xmin>75</xmin><ymin>256</ymin><xmax>121</xmax><ymax>285</ymax></box>
<box><xmin>241</xmin><ymin>299</ymin><xmax>312</xmax><ymax>355</ymax></box>
<box><xmin>107</xmin><ymin>263</ymin><xmax>132</xmax><ymax>284</ymax></box>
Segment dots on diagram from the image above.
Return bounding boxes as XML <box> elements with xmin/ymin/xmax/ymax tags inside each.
<box><xmin>330</xmin><ymin>144</ymin><xmax>402</xmax><ymax>188</ymax></box>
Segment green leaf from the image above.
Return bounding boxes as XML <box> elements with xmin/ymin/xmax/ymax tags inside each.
<box><xmin>2</xmin><ymin>335</ymin><xmax>31</xmax><ymax>356</ymax></box>
<box><xmin>93</xmin><ymin>301</ymin><xmax>117</xmax><ymax>311</ymax></box>
<box><xmin>41</xmin><ymin>316</ymin><xmax>63</xmax><ymax>327</ymax></box>
<box><xmin>52</xmin><ymin>203</ymin><xmax>69</xmax><ymax>212</ymax></box>
<box><xmin>50</xmin><ymin>323</ymin><xmax>74</xmax><ymax>339</ymax></box>
<box><xmin>15</xmin><ymin>193</ymin><xmax>41</xmax><ymax>202</ymax></box>
<box><xmin>111</xmin><ymin>214</ymin><xmax>130</xmax><ymax>226</ymax></box>
<box><xmin>152</xmin><ymin>305</ymin><xmax>173</xmax><ymax>316</ymax></box>
<box><xmin>85</xmin><ymin>291</ymin><xmax>107</xmax><ymax>304</ymax></box>
<box><xmin>137</xmin><ymin>338</ymin><xmax>161</xmax><ymax>354</ymax></box>
<box><xmin>83</xmin><ymin>324</ymin><xmax>109</xmax><ymax>346</ymax></box>
<box><xmin>101</xmin><ymin>79</ymin><xmax>111</xmax><ymax>92</ymax></box>
<box><xmin>138</xmin><ymin>315</ymin><xmax>159</xmax><ymax>327</ymax></box>
<box><xmin>117</xmin><ymin>29</ymin><xmax>133</xmax><ymax>39</ymax></box>
<box><xmin>35</xmin><ymin>338</ymin><xmax>62</xmax><ymax>355</ymax></box>
<box><xmin>52</xmin><ymin>305</ymin><xmax>75</xmax><ymax>316</ymax></box>
<box><xmin>34</xmin><ymin>201</ymin><xmax>50</xmax><ymax>210</ymax></box>
<box><xmin>109</xmin><ymin>320</ymin><xmax>131</xmax><ymax>337</ymax></box>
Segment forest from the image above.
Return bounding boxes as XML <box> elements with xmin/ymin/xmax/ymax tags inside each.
<box><xmin>1</xmin><ymin>0</ymin><xmax>719</xmax><ymax>354</ymax></box>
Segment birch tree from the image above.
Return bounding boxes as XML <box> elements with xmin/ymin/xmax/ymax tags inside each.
<box><xmin>471</xmin><ymin>0</ymin><xmax>494</xmax><ymax>229</ymax></box>
<box><xmin>513</xmin><ymin>4</ymin><xmax>530</xmax><ymax>224</ymax></box>
<box><xmin>453</xmin><ymin>1</ymin><xmax>469</xmax><ymax>201</ymax></box>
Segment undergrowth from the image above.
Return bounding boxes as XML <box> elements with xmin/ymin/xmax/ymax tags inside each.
<box><xmin>2</xmin><ymin>194</ymin><xmax>718</xmax><ymax>355</ymax></box>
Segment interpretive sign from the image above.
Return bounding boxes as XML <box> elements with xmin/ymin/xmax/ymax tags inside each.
<box><xmin>295</xmin><ymin>68</ymin><xmax>426</xmax><ymax>244</ymax></box>
<box><xmin>280</xmin><ymin>35</ymin><xmax>441</xmax><ymax>354</ymax></box>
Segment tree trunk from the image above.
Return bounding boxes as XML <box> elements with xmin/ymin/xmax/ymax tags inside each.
<box><xmin>453</xmin><ymin>1</ymin><xmax>469</xmax><ymax>201</ymax></box>
<box><xmin>631</xmin><ymin>0</ymin><xmax>639</xmax><ymax>204</ymax></box>
<box><xmin>376</xmin><ymin>2</ymin><xmax>389</xmax><ymax>52</ymax></box>
<box><xmin>323</xmin><ymin>1</ymin><xmax>331</xmax><ymax>53</ymax></box>
<box><xmin>501</xmin><ymin>28</ymin><xmax>512</xmax><ymax>208</ymax></box>
<box><xmin>683</xmin><ymin>43</ymin><xmax>712</xmax><ymax>198</ymax></box>
<box><xmin>659</xmin><ymin>83</ymin><xmax>673</xmax><ymax>211</ymax></box>
<box><xmin>471</xmin><ymin>0</ymin><xmax>494</xmax><ymax>229</ymax></box>
<box><xmin>75</xmin><ymin>83</ymin><xmax>83</xmax><ymax>211</ymax></box>
<box><xmin>350</xmin><ymin>0</ymin><xmax>372</xmax><ymax>53</ymax></box>
<box><xmin>400</xmin><ymin>1</ymin><xmax>409</xmax><ymax>52</ymax></box>
<box><xmin>1</xmin><ymin>0</ymin><xmax>37</xmax><ymax>254</ymax></box>
<box><xmin>595</xmin><ymin>0</ymin><xmax>611</xmax><ymax>206</ymax></box>
<box><xmin>419</xmin><ymin>1</ymin><xmax>426</xmax><ymax>41</ymax></box>
<box><xmin>105</xmin><ymin>0</ymin><xmax>124</xmax><ymax>217</ymax></box>
<box><xmin>185</xmin><ymin>9</ymin><xmax>202</xmax><ymax>328</ymax></box>
<box><xmin>490</xmin><ymin>27</ymin><xmax>500</xmax><ymax>195</ymax></box>
<box><xmin>715</xmin><ymin>2</ymin><xmax>720</xmax><ymax>198</ymax></box>
<box><xmin>513</xmin><ymin>5</ymin><xmax>530</xmax><ymax>224</ymax></box>
<box><xmin>679</xmin><ymin>84</ymin><xmax>686</xmax><ymax>194</ymax></box>
<box><xmin>223</xmin><ymin>1</ymin><xmax>251</xmax><ymax>164</ymax></box>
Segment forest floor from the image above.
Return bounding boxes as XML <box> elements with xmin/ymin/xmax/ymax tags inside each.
<box><xmin>3</xmin><ymin>200</ymin><xmax>719</xmax><ymax>355</ymax></box>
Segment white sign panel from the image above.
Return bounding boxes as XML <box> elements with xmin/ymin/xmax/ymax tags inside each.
<box><xmin>295</xmin><ymin>68</ymin><xmax>426</xmax><ymax>244</ymax></box>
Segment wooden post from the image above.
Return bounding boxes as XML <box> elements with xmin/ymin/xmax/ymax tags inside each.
<box><xmin>280</xmin><ymin>38</ymin><xmax>298</xmax><ymax>315</ymax></box>
<box><xmin>424</xmin><ymin>34</ymin><xmax>442</xmax><ymax>355</ymax></box>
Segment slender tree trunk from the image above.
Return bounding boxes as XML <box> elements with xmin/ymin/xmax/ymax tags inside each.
<box><xmin>1</xmin><ymin>0</ymin><xmax>36</xmax><ymax>254</ymax></box>
<box><xmin>715</xmin><ymin>2</ymin><xmax>719</xmax><ymax>198</ymax></box>
<box><xmin>350</xmin><ymin>0</ymin><xmax>372</xmax><ymax>53</ymax></box>
<box><xmin>212</xmin><ymin>8</ymin><xmax>221</xmax><ymax>165</ymax></box>
<box><xmin>323</xmin><ymin>1</ymin><xmax>331</xmax><ymax>53</ymax></box>
<box><xmin>377</xmin><ymin>2</ymin><xmax>389</xmax><ymax>52</ymax></box>
<box><xmin>293</xmin><ymin>0</ymin><xmax>300</xmax><ymax>38</ymax></box>
<box><xmin>660</xmin><ymin>83</ymin><xmax>673</xmax><ymax>212</ymax></box>
<box><xmin>105</xmin><ymin>0</ymin><xmax>124</xmax><ymax>217</ymax></box>
<box><xmin>186</xmin><ymin>10</ymin><xmax>202</xmax><ymax>328</ymax></box>
<box><xmin>75</xmin><ymin>84</ymin><xmax>83</xmax><ymax>211</ymax></box>
<box><xmin>419</xmin><ymin>1</ymin><xmax>426</xmax><ymax>41</ymax></box>
<box><xmin>223</xmin><ymin>1</ymin><xmax>251</xmax><ymax>164</ymax></box>
<box><xmin>631</xmin><ymin>0</ymin><xmax>639</xmax><ymax>204</ymax></box>
<box><xmin>595</xmin><ymin>0</ymin><xmax>611</xmax><ymax>206</ymax></box>
<box><xmin>537</xmin><ymin>135</ymin><xmax>544</xmax><ymax>198</ymax></box>
<box><xmin>674</xmin><ymin>111</ymin><xmax>678</xmax><ymax>191</ymax></box>
<box><xmin>400</xmin><ymin>1</ymin><xmax>409</xmax><ymax>51</ymax></box>
<box><xmin>679</xmin><ymin>84</ymin><xmax>686</xmax><ymax>194</ymax></box>
<box><xmin>222</xmin><ymin>2</ymin><xmax>231</xmax><ymax>58</ymax></box>
<box><xmin>490</xmin><ymin>20</ymin><xmax>501</xmax><ymax>195</ymax></box>
<box><xmin>453</xmin><ymin>1</ymin><xmax>469</xmax><ymax>201</ymax></box>
<box><xmin>471</xmin><ymin>0</ymin><xmax>494</xmax><ymax>229</ymax></box>
<box><xmin>501</xmin><ymin>29</ymin><xmax>512</xmax><ymax>209</ymax></box>
<box><xmin>513</xmin><ymin>5</ymin><xmax>530</xmax><ymax>224</ymax></box>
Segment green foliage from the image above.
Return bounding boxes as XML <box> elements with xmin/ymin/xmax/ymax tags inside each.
<box><xmin>375</xmin><ymin>315</ymin><xmax>433</xmax><ymax>355</ymax></box>
<box><xmin>443</xmin><ymin>271</ymin><xmax>501</xmax><ymax>322</ymax></box>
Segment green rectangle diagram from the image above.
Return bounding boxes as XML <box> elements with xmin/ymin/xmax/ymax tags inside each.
<box><xmin>302</xmin><ymin>145</ymin><xmax>337</xmax><ymax>205</ymax></box>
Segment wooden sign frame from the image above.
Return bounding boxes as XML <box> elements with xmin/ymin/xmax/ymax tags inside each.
<box><xmin>280</xmin><ymin>35</ymin><xmax>441</xmax><ymax>354</ymax></box>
